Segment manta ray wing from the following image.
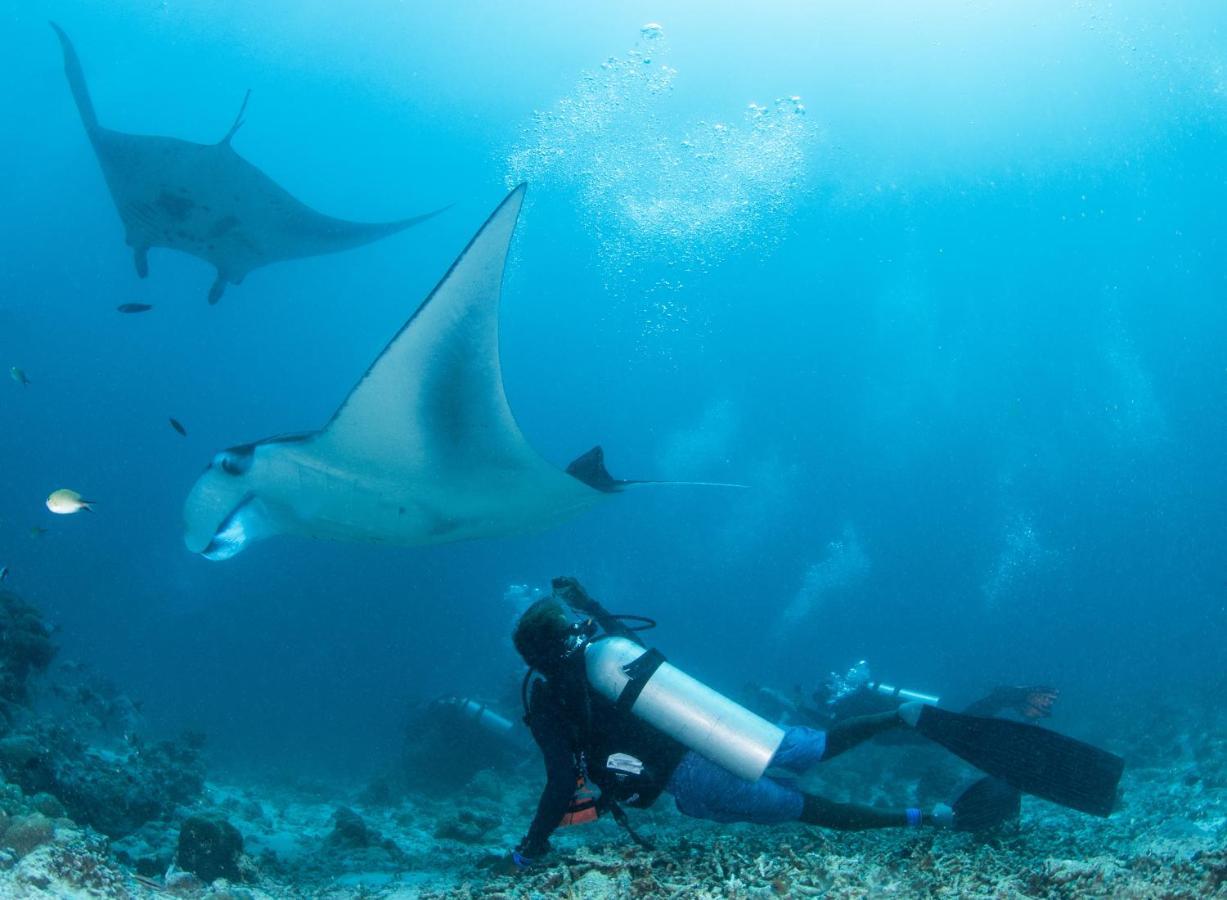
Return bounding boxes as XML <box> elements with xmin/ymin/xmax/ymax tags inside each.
<box><xmin>51</xmin><ymin>22</ymin><xmax>442</xmax><ymax>304</ymax></box>
<box><xmin>183</xmin><ymin>186</ymin><xmax>608</xmax><ymax>558</ymax></box>
<box><xmin>316</xmin><ymin>184</ymin><xmax>551</xmax><ymax>476</ymax></box>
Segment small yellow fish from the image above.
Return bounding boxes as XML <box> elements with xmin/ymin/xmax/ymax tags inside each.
<box><xmin>10</xmin><ymin>367</ymin><xmax>30</xmax><ymax>386</ymax></box>
<box><xmin>46</xmin><ymin>488</ymin><xmax>94</xmax><ymax>515</ymax></box>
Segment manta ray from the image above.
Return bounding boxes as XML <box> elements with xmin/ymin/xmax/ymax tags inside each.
<box><xmin>184</xmin><ymin>185</ymin><xmax>727</xmax><ymax>560</ymax></box>
<box><xmin>51</xmin><ymin>23</ymin><xmax>440</xmax><ymax>304</ymax></box>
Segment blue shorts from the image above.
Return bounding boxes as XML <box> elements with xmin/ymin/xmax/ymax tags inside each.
<box><xmin>665</xmin><ymin>727</ymin><xmax>826</xmax><ymax>825</ymax></box>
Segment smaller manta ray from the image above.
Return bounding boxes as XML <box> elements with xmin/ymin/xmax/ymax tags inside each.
<box><xmin>52</xmin><ymin>23</ymin><xmax>442</xmax><ymax>304</ymax></box>
<box><xmin>184</xmin><ymin>185</ymin><xmax>736</xmax><ymax>560</ymax></box>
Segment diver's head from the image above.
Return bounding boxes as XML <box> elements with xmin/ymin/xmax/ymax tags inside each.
<box><xmin>513</xmin><ymin>597</ymin><xmax>595</xmax><ymax>675</ymax></box>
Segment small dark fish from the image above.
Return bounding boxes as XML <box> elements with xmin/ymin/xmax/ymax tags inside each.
<box><xmin>117</xmin><ymin>303</ymin><xmax>154</xmax><ymax>313</ymax></box>
<box><xmin>0</xmin><ymin>566</ymin><xmax>7</xmax><ymax>582</ymax></box>
<box><xmin>169</xmin><ymin>417</ymin><xmax>187</xmax><ymax>436</ymax></box>
<box><xmin>10</xmin><ymin>366</ymin><xmax>30</xmax><ymax>386</ymax></box>
<box><xmin>29</xmin><ymin>526</ymin><xmax>47</xmax><ymax>537</ymax></box>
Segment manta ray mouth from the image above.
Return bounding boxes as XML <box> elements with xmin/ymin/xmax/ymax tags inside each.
<box><xmin>199</xmin><ymin>492</ymin><xmax>267</xmax><ymax>561</ymax></box>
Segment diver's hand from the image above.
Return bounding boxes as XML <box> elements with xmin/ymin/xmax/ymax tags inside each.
<box><xmin>552</xmin><ymin>576</ymin><xmax>599</xmax><ymax>614</ymax></box>
<box><xmin>483</xmin><ymin>854</ymin><xmax>532</xmax><ymax>874</ymax></box>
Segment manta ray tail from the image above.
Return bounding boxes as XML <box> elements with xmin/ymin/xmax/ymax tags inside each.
<box><xmin>567</xmin><ymin>446</ymin><xmax>631</xmax><ymax>493</ymax></box>
<box><xmin>566</xmin><ymin>445</ymin><xmax>748</xmax><ymax>493</ymax></box>
<box><xmin>219</xmin><ymin>89</ymin><xmax>252</xmax><ymax>145</ymax></box>
<box><xmin>49</xmin><ymin>22</ymin><xmax>99</xmax><ymax>134</ymax></box>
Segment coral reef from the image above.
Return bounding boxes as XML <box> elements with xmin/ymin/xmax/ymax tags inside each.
<box><xmin>0</xmin><ymin>591</ymin><xmax>55</xmax><ymax>711</ymax></box>
<box><xmin>0</xmin><ymin>590</ymin><xmax>1221</xmax><ymax>897</ymax></box>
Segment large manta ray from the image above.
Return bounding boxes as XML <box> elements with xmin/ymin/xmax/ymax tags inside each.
<box><xmin>51</xmin><ymin>23</ymin><xmax>441</xmax><ymax>304</ymax></box>
<box><xmin>185</xmin><ymin>185</ymin><xmax>717</xmax><ymax>560</ymax></box>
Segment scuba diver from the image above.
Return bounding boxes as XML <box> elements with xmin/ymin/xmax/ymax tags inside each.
<box><xmin>494</xmin><ymin>577</ymin><xmax>1124</xmax><ymax>874</ymax></box>
<box><xmin>745</xmin><ymin>661</ymin><xmax>1060</xmax><ymax>732</ymax></box>
<box><xmin>399</xmin><ymin>695</ymin><xmax>525</xmax><ymax>795</ymax></box>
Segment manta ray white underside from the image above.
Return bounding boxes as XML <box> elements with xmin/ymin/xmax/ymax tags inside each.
<box><xmin>183</xmin><ymin>186</ymin><xmax>640</xmax><ymax>560</ymax></box>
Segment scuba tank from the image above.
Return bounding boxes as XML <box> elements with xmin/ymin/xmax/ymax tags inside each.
<box><xmin>585</xmin><ymin>636</ymin><xmax>785</xmax><ymax>782</ymax></box>
<box><xmin>866</xmin><ymin>681</ymin><xmax>940</xmax><ymax>705</ymax></box>
<box><xmin>825</xmin><ymin>660</ymin><xmax>940</xmax><ymax>709</ymax></box>
<box><xmin>434</xmin><ymin>697</ymin><xmax>515</xmax><ymax>736</ymax></box>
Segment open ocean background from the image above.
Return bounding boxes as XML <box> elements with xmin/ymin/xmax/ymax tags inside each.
<box><xmin>1</xmin><ymin>0</ymin><xmax>1224</xmax><ymax>784</ymax></box>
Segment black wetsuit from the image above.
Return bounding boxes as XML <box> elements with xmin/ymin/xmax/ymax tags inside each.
<box><xmin>518</xmin><ymin>607</ymin><xmax>686</xmax><ymax>857</ymax></box>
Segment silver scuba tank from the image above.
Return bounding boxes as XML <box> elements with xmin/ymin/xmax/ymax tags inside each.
<box><xmin>584</xmin><ymin>636</ymin><xmax>785</xmax><ymax>782</ymax></box>
<box><xmin>866</xmin><ymin>682</ymin><xmax>941</xmax><ymax>705</ymax></box>
<box><xmin>439</xmin><ymin>697</ymin><xmax>514</xmax><ymax>735</ymax></box>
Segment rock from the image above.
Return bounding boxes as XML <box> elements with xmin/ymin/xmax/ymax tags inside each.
<box><xmin>28</xmin><ymin>791</ymin><xmax>66</xmax><ymax>819</ymax></box>
<box><xmin>0</xmin><ymin>779</ymin><xmax>23</xmax><ymax>814</ymax></box>
<box><xmin>0</xmin><ymin>735</ymin><xmax>48</xmax><ymax>785</ymax></box>
<box><xmin>434</xmin><ymin>809</ymin><xmax>500</xmax><ymax>844</ymax></box>
<box><xmin>52</xmin><ymin>735</ymin><xmax>205</xmax><ymax>837</ymax></box>
<box><xmin>176</xmin><ymin>814</ymin><xmax>244</xmax><ymax>883</ymax></box>
<box><xmin>165</xmin><ymin>865</ymin><xmax>205</xmax><ymax>893</ymax></box>
<box><xmin>466</xmin><ymin>768</ymin><xmax>505</xmax><ymax>802</ymax></box>
<box><xmin>2</xmin><ymin>811</ymin><xmax>55</xmax><ymax>856</ymax></box>
<box><xmin>0</xmin><ymin>593</ymin><xmax>56</xmax><ymax>704</ymax></box>
<box><xmin>327</xmin><ymin>806</ymin><xmax>373</xmax><ymax>848</ymax></box>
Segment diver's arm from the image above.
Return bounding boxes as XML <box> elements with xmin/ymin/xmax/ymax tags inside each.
<box><xmin>962</xmin><ymin>685</ymin><xmax>1059</xmax><ymax>719</ymax></box>
<box><xmin>518</xmin><ymin>686</ymin><xmax>577</xmax><ymax>857</ymax></box>
<box><xmin>552</xmin><ymin>576</ymin><xmax>644</xmax><ymax>646</ymax></box>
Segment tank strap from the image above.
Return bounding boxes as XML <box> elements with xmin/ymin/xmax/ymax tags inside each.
<box><xmin>615</xmin><ymin>647</ymin><xmax>667</xmax><ymax>715</ymax></box>
<box><xmin>601</xmin><ymin>797</ymin><xmax>655</xmax><ymax>850</ymax></box>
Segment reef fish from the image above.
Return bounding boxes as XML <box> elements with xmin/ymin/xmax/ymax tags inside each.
<box><xmin>170</xmin><ymin>417</ymin><xmax>187</xmax><ymax>436</ymax></box>
<box><xmin>117</xmin><ymin>303</ymin><xmax>153</xmax><ymax>313</ymax></box>
<box><xmin>52</xmin><ymin>23</ymin><xmax>444</xmax><ymax>304</ymax></box>
<box><xmin>183</xmin><ymin>185</ymin><xmax>726</xmax><ymax>560</ymax></box>
<box><xmin>47</xmin><ymin>488</ymin><xmax>94</xmax><ymax>515</ymax></box>
<box><xmin>10</xmin><ymin>367</ymin><xmax>30</xmax><ymax>386</ymax></box>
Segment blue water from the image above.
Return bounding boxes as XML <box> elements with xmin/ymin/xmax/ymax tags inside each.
<box><xmin>2</xmin><ymin>1</ymin><xmax>1224</xmax><ymax>778</ymax></box>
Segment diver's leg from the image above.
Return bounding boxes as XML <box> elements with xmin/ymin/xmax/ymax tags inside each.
<box><xmin>668</xmin><ymin>751</ymin><xmax>944</xmax><ymax>831</ymax></box>
<box><xmin>668</xmin><ymin>752</ymin><xmax>804</xmax><ymax>824</ymax></box>
<box><xmin>770</xmin><ymin>713</ymin><xmax>907</xmax><ymax>774</ymax></box>
<box><xmin>769</xmin><ymin>727</ymin><xmax>829</xmax><ymax>773</ymax></box>
<box><xmin>820</xmin><ymin>709</ymin><xmax>905</xmax><ymax>760</ymax></box>
<box><xmin>800</xmin><ymin>793</ymin><xmax>937</xmax><ymax>830</ymax></box>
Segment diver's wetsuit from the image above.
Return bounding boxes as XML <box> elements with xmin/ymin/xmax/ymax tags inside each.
<box><xmin>518</xmin><ymin>605</ymin><xmax>926</xmax><ymax>858</ymax></box>
<box><xmin>519</xmin><ymin>608</ymin><xmax>686</xmax><ymax>856</ymax></box>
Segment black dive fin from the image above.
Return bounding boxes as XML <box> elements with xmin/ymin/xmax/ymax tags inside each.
<box><xmin>566</xmin><ymin>446</ymin><xmax>633</xmax><ymax>493</ymax></box>
<box><xmin>952</xmin><ymin>776</ymin><xmax>1020</xmax><ymax>832</ymax></box>
<box><xmin>916</xmin><ymin>705</ymin><xmax>1123</xmax><ymax>817</ymax></box>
